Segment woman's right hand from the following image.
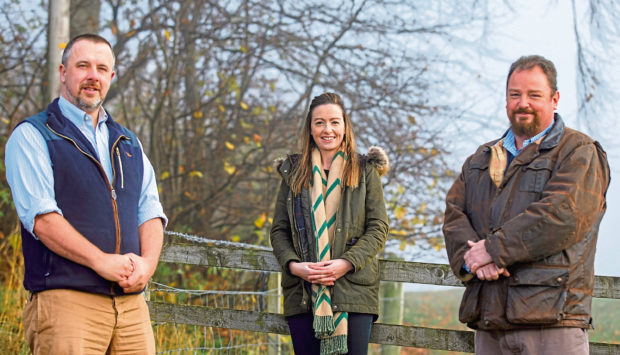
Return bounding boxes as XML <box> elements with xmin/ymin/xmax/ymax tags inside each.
<box><xmin>289</xmin><ymin>261</ymin><xmax>337</xmax><ymax>286</ymax></box>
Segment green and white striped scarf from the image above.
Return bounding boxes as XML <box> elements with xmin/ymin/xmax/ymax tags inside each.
<box><xmin>310</xmin><ymin>147</ymin><xmax>348</xmax><ymax>355</ymax></box>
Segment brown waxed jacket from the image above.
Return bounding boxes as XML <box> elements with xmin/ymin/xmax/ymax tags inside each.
<box><xmin>443</xmin><ymin>114</ymin><xmax>610</xmax><ymax>330</ymax></box>
<box><xmin>270</xmin><ymin>147</ymin><xmax>389</xmax><ymax>318</ymax></box>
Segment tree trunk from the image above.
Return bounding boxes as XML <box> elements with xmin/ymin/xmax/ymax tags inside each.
<box><xmin>46</xmin><ymin>0</ymin><xmax>70</xmax><ymax>103</ymax></box>
<box><xmin>70</xmin><ymin>0</ymin><xmax>101</xmax><ymax>39</ymax></box>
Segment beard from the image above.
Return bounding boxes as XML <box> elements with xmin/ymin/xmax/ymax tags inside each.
<box><xmin>509</xmin><ymin>108</ymin><xmax>542</xmax><ymax>138</ymax></box>
<box><xmin>76</xmin><ymin>95</ymin><xmax>103</xmax><ymax>112</ymax></box>
<box><xmin>66</xmin><ymin>82</ymin><xmax>104</xmax><ymax>113</ymax></box>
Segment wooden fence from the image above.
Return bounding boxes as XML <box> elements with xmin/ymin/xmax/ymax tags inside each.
<box><xmin>148</xmin><ymin>240</ymin><xmax>620</xmax><ymax>354</ymax></box>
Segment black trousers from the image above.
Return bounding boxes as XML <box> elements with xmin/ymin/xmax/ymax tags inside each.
<box><xmin>286</xmin><ymin>312</ymin><xmax>374</xmax><ymax>355</ymax></box>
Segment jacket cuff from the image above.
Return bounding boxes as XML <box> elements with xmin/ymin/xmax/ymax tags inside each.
<box><xmin>485</xmin><ymin>231</ymin><xmax>512</xmax><ymax>269</ymax></box>
<box><xmin>284</xmin><ymin>258</ymin><xmax>301</xmax><ymax>276</ymax></box>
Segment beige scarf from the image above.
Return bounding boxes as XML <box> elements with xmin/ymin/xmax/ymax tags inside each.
<box><xmin>310</xmin><ymin>148</ymin><xmax>347</xmax><ymax>355</ymax></box>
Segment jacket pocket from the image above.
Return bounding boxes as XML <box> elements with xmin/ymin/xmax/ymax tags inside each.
<box><xmin>281</xmin><ymin>266</ymin><xmax>301</xmax><ymax>288</ymax></box>
<box><xmin>518</xmin><ymin>158</ymin><xmax>552</xmax><ymax>193</ymax></box>
<box><xmin>506</xmin><ymin>268</ymin><xmax>568</xmax><ymax>324</ymax></box>
<box><xmin>344</xmin><ymin>257</ymin><xmax>379</xmax><ymax>286</ymax></box>
<box><xmin>459</xmin><ymin>280</ymin><xmax>482</xmax><ymax>323</ymax></box>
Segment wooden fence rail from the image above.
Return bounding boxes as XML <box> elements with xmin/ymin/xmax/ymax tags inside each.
<box><xmin>148</xmin><ymin>240</ymin><xmax>620</xmax><ymax>354</ymax></box>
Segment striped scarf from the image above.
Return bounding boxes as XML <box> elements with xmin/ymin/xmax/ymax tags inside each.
<box><xmin>310</xmin><ymin>148</ymin><xmax>348</xmax><ymax>355</ymax></box>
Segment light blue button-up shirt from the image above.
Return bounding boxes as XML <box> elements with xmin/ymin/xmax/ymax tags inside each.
<box><xmin>5</xmin><ymin>96</ymin><xmax>167</xmax><ymax>235</ymax></box>
<box><xmin>503</xmin><ymin>120</ymin><xmax>555</xmax><ymax>157</ymax></box>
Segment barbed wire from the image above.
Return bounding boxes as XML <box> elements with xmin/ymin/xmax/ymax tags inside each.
<box><xmin>157</xmin><ymin>343</ymin><xmax>286</xmax><ymax>354</ymax></box>
<box><xmin>164</xmin><ymin>231</ymin><xmax>273</xmax><ymax>251</ymax></box>
<box><xmin>151</xmin><ymin>281</ymin><xmax>280</xmax><ymax>296</ymax></box>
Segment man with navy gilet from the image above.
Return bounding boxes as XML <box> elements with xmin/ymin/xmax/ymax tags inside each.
<box><xmin>5</xmin><ymin>34</ymin><xmax>167</xmax><ymax>354</ymax></box>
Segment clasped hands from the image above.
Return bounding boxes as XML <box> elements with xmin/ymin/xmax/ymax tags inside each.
<box><xmin>289</xmin><ymin>259</ymin><xmax>353</xmax><ymax>286</ymax></box>
<box><xmin>463</xmin><ymin>240</ymin><xmax>510</xmax><ymax>281</ymax></box>
<box><xmin>93</xmin><ymin>253</ymin><xmax>154</xmax><ymax>293</ymax></box>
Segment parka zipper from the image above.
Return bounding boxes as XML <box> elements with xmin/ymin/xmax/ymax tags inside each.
<box><xmin>46</xmin><ymin>124</ymin><xmax>129</xmax><ymax>293</ymax></box>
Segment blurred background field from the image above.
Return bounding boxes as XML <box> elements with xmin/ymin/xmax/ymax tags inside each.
<box><xmin>392</xmin><ymin>288</ymin><xmax>620</xmax><ymax>354</ymax></box>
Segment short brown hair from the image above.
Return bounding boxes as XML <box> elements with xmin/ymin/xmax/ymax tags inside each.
<box><xmin>61</xmin><ymin>34</ymin><xmax>115</xmax><ymax>67</ymax></box>
<box><xmin>506</xmin><ymin>55</ymin><xmax>557</xmax><ymax>95</ymax></box>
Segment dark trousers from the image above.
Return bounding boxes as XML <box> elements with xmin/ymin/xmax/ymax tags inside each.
<box><xmin>286</xmin><ymin>312</ymin><xmax>374</xmax><ymax>355</ymax></box>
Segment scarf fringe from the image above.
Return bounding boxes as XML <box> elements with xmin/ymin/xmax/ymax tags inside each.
<box><xmin>320</xmin><ymin>334</ymin><xmax>348</xmax><ymax>355</ymax></box>
<box><xmin>313</xmin><ymin>315</ymin><xmax>335</xmax><ymax>337</ymax></box>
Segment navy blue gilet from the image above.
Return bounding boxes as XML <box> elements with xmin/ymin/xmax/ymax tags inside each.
<box><xmin>18</xmin><ymin>99</ymin><xmax>144</xmax><ymax>295</ymax></box>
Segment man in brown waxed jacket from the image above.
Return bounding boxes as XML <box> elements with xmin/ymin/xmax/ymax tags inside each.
<box><xmin>443</xmin><ymin>55</ymin><xmax>610</xmax><ymax>354</ymax></box>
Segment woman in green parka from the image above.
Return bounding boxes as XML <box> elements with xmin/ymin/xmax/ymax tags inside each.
<box><xmin>270</xmin><ymin>92</ymin><xmax>389</xmax><ymax>355</ymax></box>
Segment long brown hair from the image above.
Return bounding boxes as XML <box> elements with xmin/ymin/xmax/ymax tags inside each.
<box><xmin>290</xmin><ymin>92</ymin><xmax>359</xmax><ymax>194</ymax></box>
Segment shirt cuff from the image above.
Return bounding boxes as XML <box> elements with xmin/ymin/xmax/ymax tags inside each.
<box><xmin>24</xmin><ymin>201</ymin><xmax>62</xmax><ymax>238</ymax></box>
<box><xmin>463</xmin><ymin>263</ymin><xmax>472</xmax><ymax>274</ymax></box>
<box><xmin>138</xmin><ymin>206</ymin><xmax>168</xmax><ymax>229</ymax></box>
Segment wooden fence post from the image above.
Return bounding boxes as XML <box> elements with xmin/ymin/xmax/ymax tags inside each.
<box><xmin>379</xmin><ymin>281</ymin><xmax>403</xmax><ymax>355</ymax></box>
<box><xmin>267</xmin><ymin>271</ymin><xmax>282</xmax><ymax>355</ymax></box>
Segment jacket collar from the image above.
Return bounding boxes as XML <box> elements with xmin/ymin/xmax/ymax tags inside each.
<box><xmin>484</xmin><ymin>113</ymin><xmax>565</xmax><ymax>152</ymax></box>
<box><xmin>475</xmin><ymin>113</ymin><xmax>565</xmax><ymax>170</ymax></box>
<box><xmin>45</xmin><ymin>98</ymin><xmax>128</xmax><ymax>159</ymax></box>
<box><xmin>539</xmin><ymin>113</ymin><xmax>564</xmax><ymax>150</ymax></box>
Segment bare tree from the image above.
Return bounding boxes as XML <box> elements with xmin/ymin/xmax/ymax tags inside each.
<box><xmin>93</xmin><ymin>0</ymin><xmax>493</xmax><ymax>253</ymax></box>
<box><xmin>571</xmin><ymin>0</ymin><xmax>620</xmax><ymax>142</ymax></box>
<box><xmin>70</xmin><ymin>0</ymin><xmax>101</xmax><ymax>38</ymax></box>
<box><xmin>7</xmin><ymin>0</ymin><xmax>616</xmax><ymax>256</ymax></box>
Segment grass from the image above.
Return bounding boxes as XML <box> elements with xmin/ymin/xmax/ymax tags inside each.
<box><xmin>0</xmin><ymin>232</ymin><xmax>28</xmax><ymax>354</ymax></box>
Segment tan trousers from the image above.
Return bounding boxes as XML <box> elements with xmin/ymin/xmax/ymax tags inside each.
<box><xmin>475</xmin><ymin>327</ymin><xmax>589</xmax><ymax>355</ymax></box>
<box><xmin>23</xmin><ymin>289</ymin><xmax>155</xmax><ymax>355</ymax></box>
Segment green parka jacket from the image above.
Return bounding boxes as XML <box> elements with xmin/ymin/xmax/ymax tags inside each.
<box><xmin>443</xmin><ymin>114</ymin><xmax>610</xmax><ymax>331</ymax></box>
<box><xmin>270</xmin><ymin>147</ymin><xmax>389</xmax><ymax>318</ymax></box>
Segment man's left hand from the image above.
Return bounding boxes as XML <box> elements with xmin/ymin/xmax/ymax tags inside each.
<box><xmin>464</xmin><ymin>240</ymin><xmax>493</xmax><ymax>273</ymax></box>
<box><xmin>475</xmin><ymin>263</ymin><xmax>511</xmax><ymax>280</ymax></box>
<box><xmin>118</xmin><ymin>253</ymin><xmax>157</xmax><ymax>293</ymax></box>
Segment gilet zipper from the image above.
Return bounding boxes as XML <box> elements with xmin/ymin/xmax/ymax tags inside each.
<box><xmin>46</xmin><ymin>124</ymin><xmax>129</xmax><ymax>293</ymax></box>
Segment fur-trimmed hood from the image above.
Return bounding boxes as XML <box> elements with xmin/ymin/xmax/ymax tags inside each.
<box><xmin>365</xmin><ymin>146</ymin><xmax>390</xmax><ymax>176</ymax></box>
<box><xmin>274</xmin><ymin>146</ymin><xmax>390</xmax><ymax>178</ymax></box>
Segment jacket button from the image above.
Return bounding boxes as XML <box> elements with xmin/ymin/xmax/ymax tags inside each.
<box><xmin>301</xmin><ymin>301</ymin><xmax>306</xmax><ymax>305</ymax></box>
<box><xmin>337</xmin><ymin>228</ymin><xmax>341</xmax><ymax>232</ymax></box>
<box><xmin>333</xmin><ymin>305</ymin><xmax>338</xmax><ymax>311</ymax></box>
<box><xmin>284</xmin><ymin>169</ymin><xmax>288</xmax><ymax>173</ymax></box>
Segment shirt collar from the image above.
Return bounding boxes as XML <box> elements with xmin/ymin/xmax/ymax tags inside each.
<box><xmin>503</xmin><ymin>119</ymin><xmax>554</xmax><ymax>157</ymax></box>
<box><xmin>58</xmin><ymin>96</ymin><xmax>108</xmax><ymax>128</ymax></box>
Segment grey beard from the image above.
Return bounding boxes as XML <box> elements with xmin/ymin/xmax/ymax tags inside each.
<box><xmin>76</xmin><ymin>96</ymin><xmax>103</xmax><ymax>112</ymax></box>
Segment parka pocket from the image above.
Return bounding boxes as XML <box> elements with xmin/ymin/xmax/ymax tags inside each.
<box><xmin>506</xmin><ymin>268</ymin><xmax>568</xmax><ymax>324</ymax></box>
<box><xmin>281</xmin><ymin>267</ymin><xmax>301</xmax><ymax>288</ymax></box>
<box><xmin>344</xmin><ymin>258</ymin><xmax>379</xmax><ymax>286</ymax></box>
<box><xmin>459</xmin><ymin>280</ymin><xmax>482</xmax><ymax>323</ymax></box>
